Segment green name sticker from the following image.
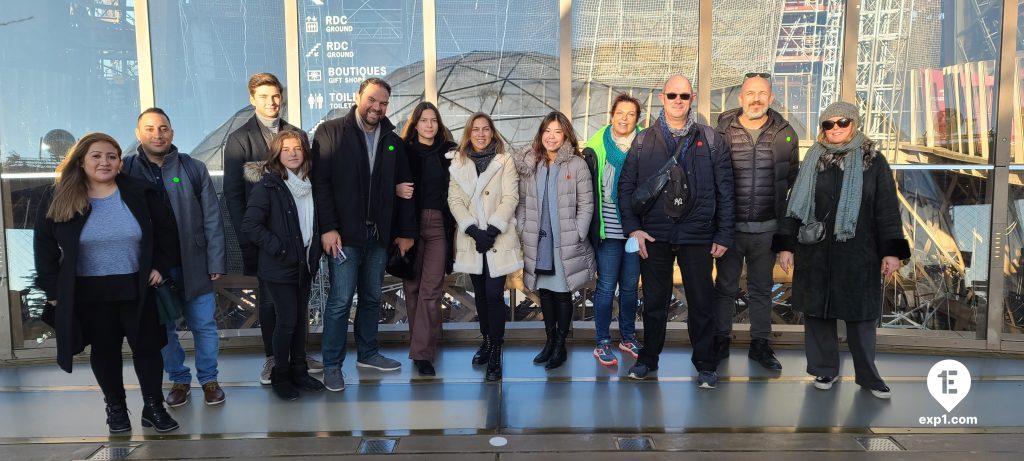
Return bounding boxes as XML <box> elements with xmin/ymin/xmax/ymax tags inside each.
<box><xmin>388</xmin><ymin>145</ymin><xmax>395</xmax><ymax>151</ymax></box>
<box><xmin>172</xmin><ymin>177</ymin><xmax>181</xmax><ymax>183</ymax></box>
<box><xmin>786</xmin><ymin>136</ymin><xmax>792</xmax><ymax>143</ymax></box>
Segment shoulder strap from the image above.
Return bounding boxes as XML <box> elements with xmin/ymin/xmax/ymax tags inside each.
<box><xmin>701</xmin><ymin>124</ymin><xmax>717</xmax><ymax>157</ymax></box>
<box><xmin>177</xmin><ymin>154</ymin><xmax>203</xmax><ymax>202</ymax></box>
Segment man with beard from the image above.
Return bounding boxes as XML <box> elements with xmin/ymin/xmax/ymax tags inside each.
<box><xmin>312</xmin><ymin>78</ymin><xmax>417</xmax><ymax>391</ymax></box>
<box><xmin>618</xmin><ymin>75</ymin><xmax>735</xmax><ymax>388</ymax></box>
<box><xmin>713</xmin><ymin>73</ymin><xmax>799</xmax><ymax>371</ymax></box>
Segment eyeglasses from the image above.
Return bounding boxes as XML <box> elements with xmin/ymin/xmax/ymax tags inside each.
<box><xmin>664</xmin><ymin>92</ymin><xmax>692</xmax><ymax>101</ymax></box>
<box><xmin>820</xmin><ymin>118</ymin><xmax>853</xmax><ymax>131</ymax></box>
<box><xmin>745</xmin><ymin>72</ymin><xmax>771</xmax><ymax>79</ymax></box>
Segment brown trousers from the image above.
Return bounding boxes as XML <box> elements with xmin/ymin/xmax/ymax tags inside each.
<box><xmin>404</xmin><ymin>209</ymin><xmax>447</xmax><ymax>361</ymax></box>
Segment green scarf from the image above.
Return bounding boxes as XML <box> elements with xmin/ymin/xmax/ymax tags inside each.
<box><xmin>786</xmin><ymin>132</ymin><xmax>866</xmax><ymax>242</ymax></box>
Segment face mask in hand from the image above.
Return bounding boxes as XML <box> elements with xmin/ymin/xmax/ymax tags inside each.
<box><xmin>625</xmin><ymin>236</ymin><xmax>640</xmax><ymax>254</ymax></box>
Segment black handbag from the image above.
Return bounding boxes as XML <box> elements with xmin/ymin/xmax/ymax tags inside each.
<box><xmin>797</xmin><ymin>221</ymin><xmax>826</xmax><ymax>245</ymax></box>
<box><xmin>154</xmin><ymin>279</ymin><xmax>185</xmax><ymax>326</ymax></box>
<box><xmin>386</xmin><ymin>243</ymin><xmax>418</xmax><ymax>280</ymax></box>
<box><xmin>631</xmin><ymin>133</ymin><xmax>694</xmax><ymax>217</ymax></box>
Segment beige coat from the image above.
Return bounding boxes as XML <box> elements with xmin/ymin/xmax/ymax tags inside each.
<box><xmin>514</xmin><ymin>144</ymin><xmax>596</xmax><ymax>292</ymax></box>
<box><xmin>447</xmin><ymin>150</ymin><xmax>523</xmax><ymax>276</ymax></box>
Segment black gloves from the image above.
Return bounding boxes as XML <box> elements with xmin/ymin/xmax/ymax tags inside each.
<box><xmin>466</xmin><ymin>225</ymin><xmax>497</xmax><ymax>253</ymax></box>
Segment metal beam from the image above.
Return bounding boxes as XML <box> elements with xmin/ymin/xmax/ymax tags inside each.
<box><xmin>987</xmin><ymin>0</ymin><xmax>1018</xmax><ymax>349</ymax></box>
<box><xmin>134</xmin><ymin>0</ymin><xmax>155</xmax><ymax>109</ymax></box>
<box><xmin>696</xmin><ymin>0</ymin><xmax>712</xmax><ymax>121</ymax></box>
<box><xmin>423</xmin><ymin>0</ymin><xmax>438</xmax><ymax>104</ymax></box>
<box><xmin>840</xmin><ymin>0</ymin><xmax>861</xmax><ymax>103</ymax></box>
<box><xmin>284</xmin><ymin>0</ymin><xmax>302</xmax><ymax>127</ymax></box>
<box><xmin>559</xmin><ymin>0</ymin><xmax>573</xmax><ymax>119</ymax></box>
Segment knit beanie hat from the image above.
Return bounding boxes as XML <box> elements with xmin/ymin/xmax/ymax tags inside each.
<box><xmin>820</xmin><ymin>101</ymin><xmax>860</xmax><ymax>127</ymax></box>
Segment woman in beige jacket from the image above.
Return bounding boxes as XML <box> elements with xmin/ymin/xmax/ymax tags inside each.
<box><xmin>447</xmin><ymin>112</ymin><xmax>522</xmax><ymax>381</ymax></box>
<box><xmin>514</xmin><ymin>111</ymin><xmax>596</xmax><ymax>370</ymax></box>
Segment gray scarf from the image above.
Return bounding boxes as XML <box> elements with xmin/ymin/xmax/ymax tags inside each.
<box><xmin>535</xmin><ymin>161</ymin><xmax>561</xmax><ymax>274</ymax></box>
<box><xmin>469</xmin><ymin>143</ymin><xmax>498</xmax><ymax>174</ymax></box>
<box><xmin>786</xmin><ymin>132</ymin><xmax>866</xmax><ymax>242</ymax></box>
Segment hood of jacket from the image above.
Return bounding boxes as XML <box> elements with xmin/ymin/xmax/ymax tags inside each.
<box><xmin>243</xmin><ymin>160</ymin><xmax>268</xmax><ymax>184</ymax></box>
<box><xmin>513</xmin><ymin>142</ymin><xmax>578</xmax><ymax>177</ymax></box>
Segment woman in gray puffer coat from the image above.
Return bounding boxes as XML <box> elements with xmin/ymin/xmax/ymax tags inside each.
<box><xmin>515</xmin><ymin>111</ymin><xmax>597</xmax><ymax>370</ymax></box>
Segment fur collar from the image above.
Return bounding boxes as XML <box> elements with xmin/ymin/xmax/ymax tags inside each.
<box><xmin>244</xmin><ymin>161</ymin><xmax>268</xmax><ymax>183</ymax></box>
<box><xmin>513</xmin><ymin>143</ymin><xmax>577</xmax><ymax>177</ymax></box>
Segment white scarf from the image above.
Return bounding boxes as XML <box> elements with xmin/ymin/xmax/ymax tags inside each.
<box><xmin>285</xmin><ymin>169</ymin><xmax>314</xmax><ymax>249</ymax></box>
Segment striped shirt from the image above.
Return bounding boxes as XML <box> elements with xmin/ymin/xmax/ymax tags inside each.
<box><xmin>601</xmin><ymin>163</ymin><xmax>624</xmax><ymax>239</ymax></box>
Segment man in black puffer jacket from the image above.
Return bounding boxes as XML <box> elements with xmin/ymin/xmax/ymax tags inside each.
<box><xmin>713</xmin><ymin>74</ymin><xmax>799</xmax><ymax>371</ymax></box>
<box><xmin>619</xmin><ymin>74</ymin><xmax>735</xmax><ymax>388</ymax></box>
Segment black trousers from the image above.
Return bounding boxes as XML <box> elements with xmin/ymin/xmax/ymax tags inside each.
<box><xmin>76</xmin><ymin>299</ymin><xmax>164</xmax><ymax>404</ymax></box>
<box><xmin>264</xmin><ymin>270</ymin><xmax>313</xmax><ymax>372</ymax></box>
<box><xmin>637</xmin><ymin>242</ymin><xmax>719</xmax><ymax>371</ymax></box>
<box><xmin>470</xmin><ymin>259</ymin><xmax>508</xmax><ymax>345</ymax></box>
<box><xmin>804</xmin><ymin>315</ymin><xmax>885</xmax><ymax>389</ymax></box>
<box><xmin>258</xmin><ymin>281</ymin><xmax>276</xmax><ymax>357</ymax></box>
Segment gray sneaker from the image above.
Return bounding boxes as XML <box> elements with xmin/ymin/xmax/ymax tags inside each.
<box><xmin>356</xmin><ymin>353</ymin><xmax>402</xmax><ymax>371</ymax></box>
<box><xmin>697</xmin><ymin>370</ymin><xmax>719</xmax><ymax>389</ymax></box>
<box><xmin>323</xmin><ymin>367</ymin><xmax>345</xmax><ymax>392</ymax></box>
<box><xmin>306</xmin><ymin>356</ymin><xmax>324</xmax><ymax>374</ymax></box>
<box><xmin>260</xmin><ymin>357</ymin><xmax>274</xmax><ymax>385</ymax></box>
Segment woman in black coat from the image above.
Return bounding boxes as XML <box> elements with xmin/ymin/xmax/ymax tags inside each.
<box><xmin>773</xmin><ymin>102</ymin><xmax>911</xmax><ymax>399</ymax></box>
<box><xmin>242</xmin><ymin>131</ymin><xmax>325</xmax><ymax>400</ymax></box>
<box><xmin>34</xmin><ymin>132</ymin><xmax>181</xmax><ymax>433</ymax></box>
<box><xmin>394</xmin><ymin>102</ymin><xmax>458</xmax><ymax>377</ymax></box>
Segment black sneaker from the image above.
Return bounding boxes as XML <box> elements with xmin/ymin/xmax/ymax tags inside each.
<box><xmin>869</xmin><ymin>385</ymin><xmax>892</xmax><ymax>399</ymax></box>
<box><xmin>748</xmin><ymin>338</ymin><xmax>782</xmax><ymax>371</ymax></box>
<box><xmin>627</xmin><ymin>362</ymin><xmax>656</xmax><ymax>380</ymax></box>
<box><xmin>813</xmin><ymin>376</ymin><xmax>838</xmax><ymax>390</ymax></box>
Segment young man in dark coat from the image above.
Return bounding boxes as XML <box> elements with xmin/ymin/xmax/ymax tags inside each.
<box><xmin>312</xmin><ymin>78</ymin><xmax>417</xmax><ymax>391</ymax></box>
<box><xmin>713</xmin><ymin>74</ymin><xmax>799</xmax><ymax>370</ymax></box>
<box><xmin>223</xmin><ymin>73</ymin><xmax>320</xmax><ymax>385</ymax></box>
<box><xmin>618</xmin><ymin>74</ymin><xmax>735</xmax><ymax>388</ymax></box>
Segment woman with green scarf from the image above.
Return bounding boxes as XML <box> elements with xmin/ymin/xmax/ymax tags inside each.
<box><xmin>584</xmin><ymin>94</ymin><xmax>643</xmax><ymax>367</ymax></box>
<box><xmin>772</xmin><ymin>101</ymin><xmax>910</xmax><ymax>400</ymax></box>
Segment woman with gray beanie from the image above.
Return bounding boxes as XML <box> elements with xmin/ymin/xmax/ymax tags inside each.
<box><xmin>771</xmin><ymin>101</ymin><xmax>910</xmax><ymax>399</ymax></box>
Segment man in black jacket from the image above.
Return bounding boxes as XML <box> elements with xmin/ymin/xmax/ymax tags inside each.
<box><xmin>714</xmin><ymin>74</ymin><xmax>799</xmax><ymax>371</ymax></box>
<box><xmin>312</xmin><ymin>78</ymin><xmax>417</xmax><ymax>391</ymax></box>
<box><xmin>223</xmin><ymin>73</ymin><xmax>319</xmax><ymax>385</ymax></box>
<box><xmin>618</xmin><ymin>74</ymin><xmax>735</xmax><ymax>388</ymax></box>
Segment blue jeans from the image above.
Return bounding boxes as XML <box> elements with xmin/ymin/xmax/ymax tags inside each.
<box><xmin>161</xmin><ymin>268</ymin><xmax>219</xmax><ymax>385</ymax></box>
<box><xmin>321</xmin><ymin>229</ymin><xmax>388</xmax><ymax>368</ymax></box>
<box><xmin>593</xmin><ymin>238</ymin><xmax>640</xmax><ymax>344</ymax></box>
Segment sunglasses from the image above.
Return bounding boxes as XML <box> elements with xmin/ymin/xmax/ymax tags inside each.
<box><xmin>745</xmin><ymin>72</ymin><xmax>771</xmax><ymax>79</ymax></box>
<box><xmin>664</xmin><ymin>92</ymin><xmax>692</xmax><ymax>101</ymax></box>
<box><xmin>821</xmin><ymin>118</ymin><xmax>853</xmax><ymax>131</ymax></box>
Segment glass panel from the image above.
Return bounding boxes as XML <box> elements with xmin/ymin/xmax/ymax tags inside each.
<box><xmin>858</xmin><ymin>0</ymin><xmax>1002</xmax><ymax>165</ymax></box>
<box><xmin>436</xmin><ymin>0</ymin><xmax>560</xmax><ymax>145</ymax></box>
<box><xmin>571</xmin><ymin>0</ymin><xmax>700</xmax><ymax>141</ymax></box>
<box><xmin>0</xmin><ymin>1</ymin><xmax>139</xmax><ymax>347</ymax></box>
<box><xmin>710</xmin><ymin>0</ymin><xmax>841</xmax><ymax>144</ymax></box>
<box><xmin>299</xmin><ymin>0</ymin><xmax>425</xmax><ymax>132</ymax></box>
<box><xmin>149</xmin><ymin>0</ymin><xmax>287</xmax><ymax>167</ymax></box>
<box><xmin>1005</xmin><ymin>171</ymin><xmax>1024</xmax><ymax>334</ymax></box>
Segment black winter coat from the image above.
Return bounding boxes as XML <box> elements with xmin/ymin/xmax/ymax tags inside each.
<box><xmin>241</xmin><ymin>164</ymin><xmax>322</xmax><ymax>284</ymax></box>
<box><xmin>34</xmin><ymin>175</ymin><xmax>180</xmax><ymax>373</ymax></box>
<box><xmin>716</xmin><ymin>108</ymin><xmax>799</xmax><ymax>224</ymax></box>
<box><xmin>772</xmin><ymin>143</ymin><xmax>911</xmax><ymax>321</ymax></box>
<box><xmin>223</xmin><ymin>115</ymin><xmax>308</xmax><ymax>275</ymax></box>
<box><xmin>311</xmin><ymin>106</ymin><xmax>417</xmax><ymax>248</ymax></box>
<box><xmin>618</xmin><ymin>123</ymin><xmax>736</xmax><ymax>247</ymax></box>
<box><xmin>405</xmin><ymin>137</ymin><xmax>458</xmax><ymax>274</ymax></box>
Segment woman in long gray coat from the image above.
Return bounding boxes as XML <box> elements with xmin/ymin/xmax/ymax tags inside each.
<box><xmin>773</xmin><ymin>102</ymin><xmax>910</xmax><ymax>399</ymax></box>
<box><xmin>515</xmin><ymin>111</ymin><xmax>596</xmax><ymax>370</ymax></box>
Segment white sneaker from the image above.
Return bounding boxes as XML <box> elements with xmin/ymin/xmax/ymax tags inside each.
<box><xmin>260</xmin><ymin>357</ymin><xmax>274</xmax><ymax>385</ymax></box>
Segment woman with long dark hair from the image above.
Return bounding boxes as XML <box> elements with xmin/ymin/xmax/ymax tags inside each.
<box><xmin>515</xmin><ymin>111</ymin><xmax>596</xmax><ymax>370</ymax></box>
<box><xmin>242</xmin><ymin>131</ymin><xmax>325</xmax><ymax>400</ymax></box>
<box><xmin>774</xmin><ymin>102</ymin><xmax>910</xmax><ymax>399</ymax></box>
<box><xmin>447</xmin><ymin>112</ymin><xmax>522</xmax><ymax>381</ymax></box>
<box><xmin>395</xmin><ymin>102</ymin><xmax>458</xmax><ymax>376</ymax></box>
<box><xmin>34</xmin><ymin>132</ymin><xmax>180</xmax><ymax>432</ymax></box>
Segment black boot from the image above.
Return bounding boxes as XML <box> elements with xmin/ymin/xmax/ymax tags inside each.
<box><xmin>533</xmin><ymin>290</ymin><xmax>557</xmax><ymax>364</ymax></box>
<box><xmin>472</xmin><ymin>335</ymin><xmax>492</xmax><ymax>366</ymax></box>
<box><xmin>749</xmin><ymin>338</ymin><xmax>782</xmax><ymax>371</ymax></box>
<box><xmin>544</xmin><ymin>292</ymin><xmax>573</xmax><ymax>370</ymax></box>
<box><xmin>291</xmin><ymin>364</ymin><xmax>326</xmax><ymax>392</ymax></box>
<box><xmin>104</xmin><ymin>398</ymin><xmax>131</xmax><ymax>433</ymax></box>
<box><xmin>272</xmin><ymin>368</ymin><xmax>300</xmax><ymax>400</ymax></box>
<box><xmin>485</xmin><ymin>341</ymin><xmax>503</xmax><ymax>381</ymax></box>
<box><xmin>140</xmin><ymin>395</ymin><xmax>179</xmax><ymax>432</ymax></box>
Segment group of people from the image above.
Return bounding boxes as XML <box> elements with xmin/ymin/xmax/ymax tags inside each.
<box><xmin>33</xmin><ymin>71</ymin><xmax>910</xmax><ymax>433</ymax></box>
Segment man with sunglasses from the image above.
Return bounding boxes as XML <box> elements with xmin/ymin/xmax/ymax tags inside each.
<box><xmin>712</xmin><ymin>73</ymin><xmax>799</xmax><ymax>371</ymax></box>
<box><xmin>618</xmin><ymin>74</ymin><xmax>735</xmax><ymax>388</ymax></box>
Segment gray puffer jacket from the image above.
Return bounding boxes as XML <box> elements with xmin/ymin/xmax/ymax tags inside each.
<box><xmin>514</xmin><ymin>143</ymin><xmax>596</xmax><ymax>292</ymax></box>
